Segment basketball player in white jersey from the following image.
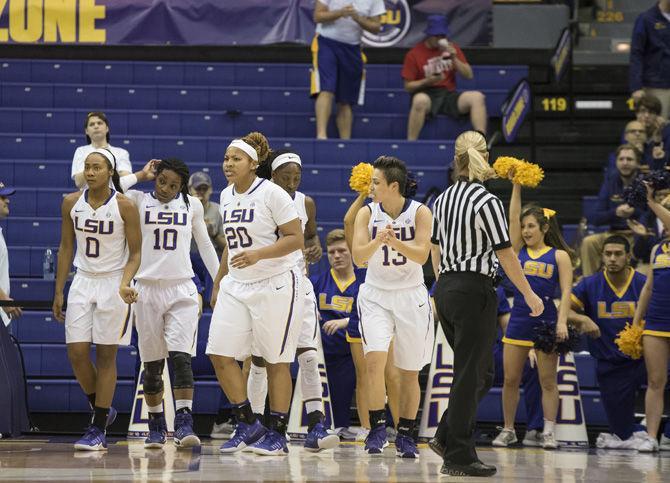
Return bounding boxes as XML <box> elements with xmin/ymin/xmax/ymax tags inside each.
<box><xmin>123</xmin><ymin>158</ymin><xmax>220</xmax><ymax>449</ymax></box>
<box><xmin>352</xmin><ymin>156</ymin><xmax>434</xmax><ymax>458</ymax></box>
<box><xmin>244</xmin><ymin>149</ymin><xmax>339</xmax><ymax>452</ymax></box>
<box><xmin>206</xmin><ymin>132</ymin><xmax>305</xmax><ymax>456</ymax></box>
<box><xmin>52</xmin><ymin>148</ymin><xmax>142</xmax><ymax>451</ymax></box>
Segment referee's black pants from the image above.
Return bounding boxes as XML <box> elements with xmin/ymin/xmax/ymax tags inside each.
<box><xmin>433</xmin><ymin>272</ymin><xmax>497</xmax><ymax>464</ymax></box>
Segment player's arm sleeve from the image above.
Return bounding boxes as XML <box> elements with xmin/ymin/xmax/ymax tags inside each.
<box><xmin>269</xmin><ymin>187</ymin><xmax>299</xmax><ymax>226</ymax></box>
<box><xmin>191</xmin><ymin>198</ymin><xmax>220</xmax><ymax>280</ymax></box>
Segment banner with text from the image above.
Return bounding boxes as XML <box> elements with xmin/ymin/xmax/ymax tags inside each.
<box><xmin>0</xmin><ymin>0</ymin><xmax>491</xmax><ymax>47</ymax></box>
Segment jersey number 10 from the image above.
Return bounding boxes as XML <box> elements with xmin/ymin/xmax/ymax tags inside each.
<box><xmin>153</xmin><ymin>228</ymin><xmax>178</xmax><ymax>250</ymax></box>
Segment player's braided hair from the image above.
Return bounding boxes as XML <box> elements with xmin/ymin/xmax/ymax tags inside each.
<box><xmin>156</xmin><ymin>158</ymin><xmax>191</xmax><ymax>209</ymax></box>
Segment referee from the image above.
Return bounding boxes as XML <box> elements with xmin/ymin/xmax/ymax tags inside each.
<box><xmin>429</xmin><ymin>131</ymin><xmax>543</xmax><ymax>477</ymax></box>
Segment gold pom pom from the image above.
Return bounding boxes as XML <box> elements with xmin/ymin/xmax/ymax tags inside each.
<box><xmin>614</xmin><ymin>322</ymin><xmax>645</xmax><ymax>360</ymax></box>
<box><xmin>513</xmin><ymin>161</ymin><xmax>545</xmax><ymax>188</ymax></box>
<box><xmin>349</xmin><ymin>162</ymin><xmax>374</xmax><ymax>193</ymax></box>
<box><xmin>492</xmin><ymin>156</ymin><xmax>544</xmax><ymax>188</ymax></box>
<box><xmin>493</xmin><ymin>156</ymin><xmax>521</xmax><ymax>180</ymax></box>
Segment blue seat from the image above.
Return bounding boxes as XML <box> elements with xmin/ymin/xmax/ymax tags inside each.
<box><xmin>115</xmin><ymin>137</ymin><xmax>154</xmax><ymax>163</ymax></box>
<box><xmin>274</xmin><ymin>138</ymin><xmax>316</xmax><ymax>163</ymax></box>
<box><xmin>310</xmin><ymin>193</ymin><xmax>358</xmax><ymax>223</ymax></box>
<box><xmin>0</xmin><ymin>134</ymin><xmax>46</xmax><ymax>158</ymax></box>
<box><xmin>14</xmin><ymin>311</ymin><xmax>64</xmax><ymax>343</ymax></box>
<box><xmin>128</xmin><ymin>111</ymin><xmax>180</xmax><ymax>136</ymax></box>
<box><xmin>0</xmin><ymin>109</ymin><xmax>22</xmax><ymax>132</ymax></box>
<box><xmin>83</xmin><ymin>61</ymin><xmax>133</xmax><ymax>84</ymax></box>
<box><xmin>581</xmin><ymin>390</ymin><xmax>609</xmax><ymax>426</ymax></box>
<box><xmin>54</xmin><ymin>84</ymin><xmax>105</xmax><ymax>109</ymax></box>
<box><xmin>21</xmin><ymin>344</ymin><xmax>137</xmax><ymax>378</ymax></box>
<box><xmin>31</xmin><ymin>61</ymin><xmax>82</xmax><ymax>84</ymax></box>
<box><xmin>574</xmin><ymin>353</ymin><xmax>598</xmax><ymax>388</ymax></box>
<box><xmin>5</xmin><ymin>217</ymin><xmax>61</xmax><ymax>245</ymax></box>
<box><xmin>21</xmin><ymin>108</ymin><xmax>76</xmax><ymax>134</ymax></box>
<box><xmin>7</xmin><ymin>246</ymin><xmax>30</xmax><ymax>277</ymax></box>
<box><xmin>207</xmin><ymin>138</ymin><xmax>230</xmax><ymax>161</ymax></box>
<box><xmin>10</xmin><ymin>278</ymin><xmax>54</xmax><ymax>301</ymax></box>
<box><xmin>133</xmin><ymin>62</ymin><xmax>185</xmax><ymax>85</ymax></box>
<box><xmin>285</xmin><ymin>64</ymin><xmax>311</xmax><ymax>88</ymax></box>
<box><xmin>0</xmin><ymin>161</ymin><xmax>14</xmax><ymax>183</ymax></box>
<box><xmin>193</xmin><ymin>380</ymin><xmax>224</xmax><ymax>414</ymax></box>
<box><xmin>413</xmin><ymin>167</ymin><xmax>449</xmax><ymax>191</ymax></box>
<box><xmin>106</xmin><ymin>86</ymin><xmax>158</xmax><ymax>110</ymax></box>
<box><xmin>13</xmin><ymin>161</ymin><xmax>71</xmax><ymax>188</ymax></box>
<box><xmin>234</xmin><ymin>64</ymin><xmax>286</xmax><ymax>87</ymax></box>
<box><xmin>0</xmin><ymin>60</ymin><xmax>31</xmax><ymax>82</ymax></box>
<box><xmin>187</xmin><ymin>163</ymin><xmax>225</xmax><ymax>187</ymax></box>
<box><xmin>28</xmin><ymin>379</ymin><xmax>134</xmax><ymax>412</ymax></box>
<box><xmin>158</xmin><ymin>86</ymin><xmax>209</xmax><ymax>111</ymax></box>
<box><xmin>9</xmin><ymin>189</ymin><xmax>36</xmax><ymax>217</ymax></box>
<box><xmin>314</xmin><ymin>140</ymin><xmax>369</xmax><ymax>166</ymax></box>
<box><xmin>210</xmin><ymin>88</ymin><xmax>262</xmax><ymax>111</ymax></box>
<box><xmin>183</xmin><ymin>63</ymin><xmax>234</xmax><ymax>86</ymax></box>
<box><xmin>180</xmin><ymin>112</ymin><xmax>232</xmax><ymax>137</ymax></box>
<box><xmin>562</xmin><ymin>224</ymin><xmax>579</xmax><ymax>246</ymax></box>
<box><xmin>234</xmin><ymin>113</ymin><xmax>285</xmax><ymax>138</ymax></box>
<box><xmin>36</xmin><ymin>189</ymin><xmax>67</xmax><ymax>217</ymax></box>
<box><xmin>260</xmin><ymin>88</ymin><xmax>313</xmax><ymax>112</ymax></box>
<box><xmin>45</xmin><ymin>134</ymin><xmax>81</xmax><ymax>160</ymax></box>
<box><xmin>1</xmin><ymin>84</ymin><xmax>54</xmax><ymax>108</ymax></box>
<box><xmin>153</xmin><ymin>137</ymin><xmax>208</xmax><ymax>165</ymax></box>
<box><xmin>301</xmin><ymin>165</ymin><xmax>347</xmax><ymax>192</ymax></box>
<box><xmin>460</xmin><ymin>66</ymin><xmax>528</xmax><ymax>90</ymax></box>
<box><xmin>365</xmin><ymin>89</ymin><xmax>409</xmax><ymax>114</ymax></box>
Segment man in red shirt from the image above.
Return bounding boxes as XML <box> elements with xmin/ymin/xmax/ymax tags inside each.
<box><xmin>401</xmin><ymin>15</ymin><xmax>487</xmax><ymax>140</ymax></box>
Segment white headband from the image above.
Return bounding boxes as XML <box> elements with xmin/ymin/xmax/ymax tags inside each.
<box><xmin>228</xmin><ymin>139</ymin><xmax>258</xmax><ymax>162</ymax></box>
<box><xmin>89</xmin><ymin>148</ymin><xmax>116</xmax><ymax>169</ymax></box>
<box><xmin>271</xmin><ymin>153</ymin><xmax>302</xmax><ymax>172</ymax></box>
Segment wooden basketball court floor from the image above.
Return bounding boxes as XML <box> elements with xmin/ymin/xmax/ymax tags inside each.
<box><xmin>0</xmin><ymin>437</ymin><xmax>668</xmax><ymax>482</ymax></box>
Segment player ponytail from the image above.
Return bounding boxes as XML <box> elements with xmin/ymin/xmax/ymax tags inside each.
<box><xmin>156</xmin><ymin>158</ymin><xmax>191</xmax><ymax>209</ymax></box>
<box><xmin>241</xmin><ymin>131</ymin><xmax>270</xmax><ymax>168</ymax></box>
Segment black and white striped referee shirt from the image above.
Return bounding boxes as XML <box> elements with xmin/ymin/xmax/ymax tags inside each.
<box><xmin>431</xmin><ymin>180</ymin><xmax>511</xmax><ymax>278</ymax></box>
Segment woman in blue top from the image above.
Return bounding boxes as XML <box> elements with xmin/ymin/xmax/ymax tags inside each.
<box><xmin>493</xmin><ymin>182</ymin><xmax>573</xmax><ymax>450</ymax></box>
<box><xmin>633</xmin><ymin>184</ymin><xmax>670</xmax><ymax>453</ymax></box>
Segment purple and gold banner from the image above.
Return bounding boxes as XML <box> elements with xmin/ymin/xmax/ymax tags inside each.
<box><xmin>0</xmin><ymin>0</ymin><xmax>491</xmax><ymax>47</ymax></box>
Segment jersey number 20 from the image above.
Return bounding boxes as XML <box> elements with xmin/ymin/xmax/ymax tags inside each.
<box><xmin>225</xmin><ymin>226</ymin><xmax>252</xmax><ymax>249</ymax></box>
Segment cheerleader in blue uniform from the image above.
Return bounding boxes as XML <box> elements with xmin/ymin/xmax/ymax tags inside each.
<box><xmin>493</xmin><ymin>183</ymin><xmax>573</xmax><ymax>450</ymax></box>
<box><xmin>634</xmin><ymin>184</ymin><xmax>670</xmax><ymax>452</ymax></box>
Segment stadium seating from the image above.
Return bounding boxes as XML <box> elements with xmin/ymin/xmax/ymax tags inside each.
<box><xmin>2</xmin><ymin>58</ymin><xmax>613</xmax><ymax>427</ymax></box>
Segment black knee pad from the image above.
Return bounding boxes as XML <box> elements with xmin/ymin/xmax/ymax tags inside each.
<box><xmin>169</xmin><ymin>351</ymin><xmax>194</xmax><ymax>389</ymax></box>
<box><xmin>143</xmin><ymin>360</ymin><xmax>164</xmax><ymax>395</ymax></box>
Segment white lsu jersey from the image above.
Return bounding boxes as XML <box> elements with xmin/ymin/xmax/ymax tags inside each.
<box><xmin>365</xmin><ymin>199</ymin><xmax>425</xmax><ymax>290</ymax></box>
<box><xmin>220</xmin><ymin>177</ymin><xmax>300</xmax><ymax>283</ymax></box>
<box><xmin>71</xmin><ymin>190</ymin><xmax>128</xmax><ymax>274</ymax></box>
<box><xmin>125</xmin><ymin>191</ymin><xmax>219</xmax><ymax>281</ymax></box>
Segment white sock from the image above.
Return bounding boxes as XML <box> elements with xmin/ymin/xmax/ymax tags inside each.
<box><xmin>298</xmin><ymin>350</ymin><xmax>323</xmax><ymax>414</ymax></box>
<box><xmin>147</xmin><ymin>403</ymin><xmax>163</xmax><ymax>414</ymax></box>
<box><xmin>543</xmin><ymin>420</ymin><xmax>555</xmax><ymax>434</ymax></box>
<box><xmin>175</xmin><ymin>399</ymin><xmax>192</xmax><ymax>411</ymax></box>
<box><xmin>247</xmin><ymin>363</ymin><xmax>268</xmax><ymax>415</ymax></box>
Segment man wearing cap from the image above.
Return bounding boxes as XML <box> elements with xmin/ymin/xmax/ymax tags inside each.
<box><xmin>402</xmin><ymin>15</ymin><xmax>487</xmax><ymax>140</ymax></box>
<box><xmin>188</xmin><ymin>171</ymin><xmax>226</xmax><ymax>304</ymax></box>
<box><xmin>0</xmin><ymin>182</ymin><xmax>21</xmax><ymax>326</ymax></box>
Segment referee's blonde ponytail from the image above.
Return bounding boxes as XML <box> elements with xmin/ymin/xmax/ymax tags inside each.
<box><xmin>454</xmin><ymin>131</ymin><xmax>497</xmax><ymax>182</ymax></box>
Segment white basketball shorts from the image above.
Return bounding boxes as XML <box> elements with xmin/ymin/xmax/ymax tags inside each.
<box><xmin>357</xmin><ymin>283</ymin><xmax>434</xmax><ymax>371</ymax></box>
<box><xmin>206</xmin><ymin>268</ymin><xmax>304</xmax><ymax>364</ymax></box>
<box><xmin>134</xmin><ymin>278</ymin><xmax>200</xmax><ymax>362</ymax></box>
<box><xmin>65</xmin><ymin>270</ymin><xmax>132</xmax><ymax>345</ymax></box>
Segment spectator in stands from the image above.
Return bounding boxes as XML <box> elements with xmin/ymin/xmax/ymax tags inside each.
<box><xmin>570</xmin><ymin>235</ymin><xmax>647</xmax><ymax>449</ymax></box>
<box><xmin>71</xmin><ymin>112</ymin><xmax>132</xmax><ymax>189</ymax></box>
<box><xmin>311</xmin><ymin>229</ymin><xmax>364</xmax><ymax>433</ymax></box>
<box><xmin>312</xmin><ymin>1</ymin><xmax>385</xmax><ymax>140</ymax></box>
<box><xmin>188</xmin><ymin>171</ymin><xmax>226</xmax><ymax>305</ymax></box>
<box><xmin>608</xmin><ymin>121</ymin><xmax>647</xmax><ymax>174</ymax></box>
<box><xmin>401</xmin><ymin>15</ymin><xmax>486</xmax><ymax>141</ymax></box>
<box><xmin>634</xmin><ymin>95</ymin><xmax>670</xmax><ymax>171</ymax></box>
<box><xmin>630</xmin><ymin>0</ymin><xmax>670</xmax><ymax>119</ymax></box>
<box><xmin>0</xmin><ymin>182</ymin><xmax>21</xmax><ymax>327</ymax></box>
<box><xmin>581</xmin><ymin>144</ymin><xmax>643</xmax><ymax>276</ymax></box>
